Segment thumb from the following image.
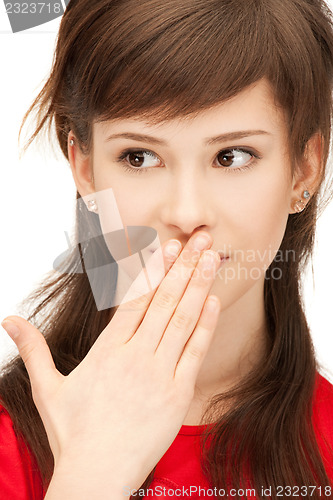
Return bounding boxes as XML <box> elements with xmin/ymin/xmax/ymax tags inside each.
<box><xmin>1</xmin><ymin>316</ymin><xmax>62</xmax><ymax>400</ymax></box>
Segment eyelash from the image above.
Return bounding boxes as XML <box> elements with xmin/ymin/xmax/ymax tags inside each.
<box><xmin>115</xmin><ymin>147</ymin><xmax>262</xmax><ymax>175</ymax></box>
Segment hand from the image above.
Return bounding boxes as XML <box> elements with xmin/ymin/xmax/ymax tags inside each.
<box><xmin>1</xmin><ymin>231</ymin><xmax>221</xmax><ymax>492</ymax></box>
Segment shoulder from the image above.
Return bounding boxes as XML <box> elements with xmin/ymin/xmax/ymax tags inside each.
<box><xmin>313</xmin><ymin>372</ymin><xmax>333</xmax><ymax>425</ymax></box>
<box><xmin>312</xmin><ymin>372</ymin><xmax>333</xmax><ymax>474</ymax></box>
<box><xmin>0</xmin><ymin>400</ymin><xmax>44</xmax><ymax>499</ymax></box>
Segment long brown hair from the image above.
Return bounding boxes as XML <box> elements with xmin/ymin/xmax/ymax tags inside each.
<box><xmin>1</xmin><ymin>0</ymin><xmax>333</xmax><ymax>497</ymax></box>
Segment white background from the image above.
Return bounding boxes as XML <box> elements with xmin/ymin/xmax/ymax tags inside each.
<box><xmin>0</xmin><ymin>3</ymin><xmax>332</xmax><ymax>381</ymax></box>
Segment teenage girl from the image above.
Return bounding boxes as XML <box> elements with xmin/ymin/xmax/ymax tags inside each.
<box><xmin>1</xmin><ymin>1</ymin><xmax>333</xmax><ymax>499</ymax></box>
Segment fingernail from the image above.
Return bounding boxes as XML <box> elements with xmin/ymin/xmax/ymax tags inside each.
<box><xmin>1</xmin><ymin>321</ymin><xmax>20</xmax><ymax>339</ymax></box>
<box><xmin>164</xmin><ymin>240</ymin><xmax>181</xmax><ymax>257</ymax></box>
<box><xmin>206</xmin><ymin>296</ymin><xmax>220</xmax><ymax>312</ymax></box>
<box><xmin>202</xmin><ymin>250</ymin><xmax>219</xmax><ymax>269</ymax></box>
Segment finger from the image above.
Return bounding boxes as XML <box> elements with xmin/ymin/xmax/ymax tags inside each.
<box><xmin>174</xmin><ymin>295</ymin><xmax>221</xmax><ymax>387</ymax></box>
<box><xmin>98</xmin><ymin>239</ymin><xmax>182</xmax><ymax>346</ymax></box>
<box><xmin>155</xmin><ymin>249</ymin><xmax>220</xmax><ymax>366</ymax></box>
<box><xmin>130</xmin><ymin>232</ymin><xmax>213</xmax><ymax>351</ymax></box>
<box><xmin>1</xmin><ymin>316</ymin><xmax>62</xmax><ymax>401</ymax></box>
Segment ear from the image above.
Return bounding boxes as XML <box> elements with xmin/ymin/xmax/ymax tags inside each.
<box><xmin>67</xmin><ymin>132</ymin><xmax>95</xmax><ymax>197</ymax></box>
<box><xmin>290</xmin><ymin>132</ymin><xmax>323</xmax><ymax>213</ymax></box>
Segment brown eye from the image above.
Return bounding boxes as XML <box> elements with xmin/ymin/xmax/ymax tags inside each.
<box><xmin>216</xmin><ymin>148</ymin><xmax>253</xmax><ymax>168</ymax></box>
<box><xmin>127</xmin><ymin>152</ymin><xmax>144</xmax><ymax>167</ymax></box>
<box><xmin>217</xmin><ymin>150</ymin><xmax>234</xmax><ymax>167</ymax></box>
<box><xmin>126</xmin><ymin>151</ymin><xmax>160</xmax><ymax>168</ymax></box>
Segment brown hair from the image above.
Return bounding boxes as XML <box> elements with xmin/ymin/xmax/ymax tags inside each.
<box><xmin>1</xmin><ymin>0</ymin><xmax>333</xmax><ymax>497</ymax></box>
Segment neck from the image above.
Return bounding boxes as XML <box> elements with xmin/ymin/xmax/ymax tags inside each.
<box><xmin>185</xmin><ymin>278</ymin><xmax>268</xmax><ymax>422</ymax></box>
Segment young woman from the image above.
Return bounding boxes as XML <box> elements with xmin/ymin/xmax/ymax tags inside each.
<box><xmin>1</xmin><ymin>0</ymin><xmax>333</xmax><ymax>498</ymax></box>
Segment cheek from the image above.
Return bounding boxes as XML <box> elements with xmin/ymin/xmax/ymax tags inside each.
<box><xmin>210</xmin><ymin>184</ymin><xmax>291</xmax><ymax>308</ymax></box>
<box><xmin>237</xmin><ymin>173</ymin><xmax>291</xmax><ymax>272</ymax></box>
<box><xmin>217</xmin><ymin>168</ymin><xmax>291</xmax><ymax>277</ymax></box>
<box><xmin>93</xmin><ymin>181</ymin><xmax>146</xmax><ymax>234</ymax></box>
<box><xmin>92</xmin><ymin>186</ymin><xmax>128</xmax><ymax>234</ymax></box>
<box><xmin>93</xmin><ymin>182</ymin><xmax>160</xmax><ymax>255</ymax></box>
<box><xmin>93</xmin><ymin>163</ymin><xmax>155</xmax><ymax>228</ymax></box>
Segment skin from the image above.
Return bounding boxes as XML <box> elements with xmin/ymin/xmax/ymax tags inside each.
<box><xmin>69</xmin><ymin>77</ymin><xmax>321</xmax><ymax>424</ymax></box>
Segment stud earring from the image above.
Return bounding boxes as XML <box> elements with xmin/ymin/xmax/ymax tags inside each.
<box><xmin>87</xmin><ymin>199</ymin><xmax>98</xmax><ymax>213</ymax></box>
<box><xmin>69</xmin><ymin>139</ymin><xmax>75</xmax><ymax>146</ymax></box>
<box><xmin>293</xmin><ymin>189</ymin><xmax>311</xmax><ymax>213</ymax></box>
<box><xmin>293</xmin><ymin>199</ymin><xmax>306</xmax><ymax>213</ymax></box>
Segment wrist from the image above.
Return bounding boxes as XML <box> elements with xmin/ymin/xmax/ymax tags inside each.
<box><xmin>46</xmin><ymin>458</ymin><xmax>130</xmax><ymax>500</ymax></box>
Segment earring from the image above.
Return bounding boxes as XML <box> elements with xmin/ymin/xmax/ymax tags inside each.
<box><xmin>293</xmin><ymin>189</ymin><xmax>311</xmax><ymax>213</ymax></box>
<box><xmin>87</xmin><ymin>199</ymin><xmax>98</xmax><ymax>213</ymax></box>
<box><xmin>69</xmin><ymin>139</ymin><xmax>75</xmax><ymax>146</ymax></box>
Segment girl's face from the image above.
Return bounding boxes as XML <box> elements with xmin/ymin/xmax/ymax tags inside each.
<box><xmin>71</xmin><ymin>78</ymin><xmax>313</xmax><ymax>311</ymax></box>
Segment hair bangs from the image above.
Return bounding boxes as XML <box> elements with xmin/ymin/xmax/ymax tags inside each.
<box><xmin>74</xmin><ymin>0</ymin><xmax>273</xmax><ymax>125</ymax></box>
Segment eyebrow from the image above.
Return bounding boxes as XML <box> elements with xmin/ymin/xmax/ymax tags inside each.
<box><xmin>105</xmin><ymin>130</ymin><xmax>272</xmax><ymax>146</ymax></box>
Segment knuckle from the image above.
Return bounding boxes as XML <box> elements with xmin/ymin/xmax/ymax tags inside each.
<box><xmin>154</xmin><ymin>289</ymin><xmax>177</xmax><ymax>310</ymax></box>
<box><xmin>125</xmin><ymin>292</ymin><xmax>151</xmax><ymax>311</ymax></box>
<box><xmin>170</xmin><ymin>310</ymin><xmax>193</xmax><ymax>331</ymax></box>
<box><xmin>185</xmin><ymin>344</ymin><xmax>204</xmax><ymax>360</ymax></box>
<box><xmin>19</xmin><ymin>341</ymin><xmax>36</xmax><ymax>365</ymax></box>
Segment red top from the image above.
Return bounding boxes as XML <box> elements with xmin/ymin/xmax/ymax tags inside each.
<box><xmin>0</xmin><ymin>372</ymin><xmax>332</xmax><ymax>499</ymax></box>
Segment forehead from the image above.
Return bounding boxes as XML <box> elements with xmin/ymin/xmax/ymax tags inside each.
<box><xmin>94</xmin><ymin>78</ymin><xmax>286</xmax><ymax>141</ymax></box>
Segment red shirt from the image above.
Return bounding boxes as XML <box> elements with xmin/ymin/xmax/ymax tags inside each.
<box><xmin>140</xmin><ymin>372</ymin><xmax>333</xmax><ymax>499</ymax></box>
<box><xmin>0</xmin><ymin>372</ymin><xmax>332</xmax><ymax>499</ymax></box>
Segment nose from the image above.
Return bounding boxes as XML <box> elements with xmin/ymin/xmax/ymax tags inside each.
<box><xmin>159</xmin><ymin>171</ymin><xmax>216</xmax><ymax>234</ymax></box>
